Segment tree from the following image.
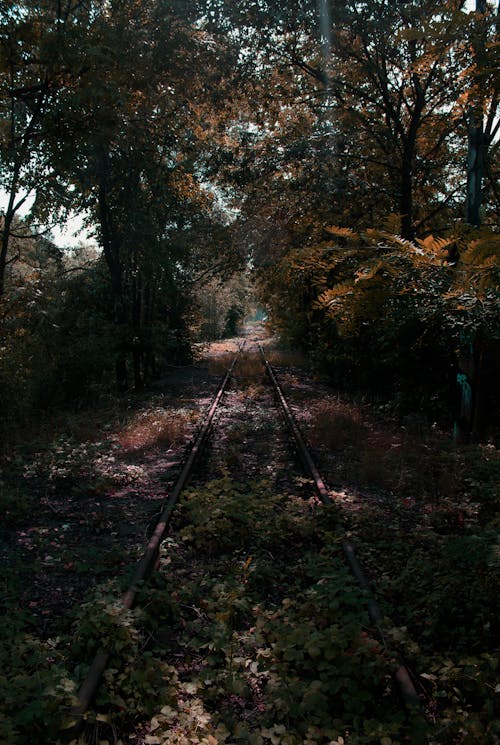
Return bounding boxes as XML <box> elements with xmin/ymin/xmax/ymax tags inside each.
<box><xmin>41</xmin><ymin>0</ymin><xmax>244</xmax><ymax>388</ymax></box>
<box><xmin>1</xmin><ymin>2</ymin><xmax>49</xmax><ymax>299</ymax></box>
<box><xmin>194</xmin><ymin>270</ymin><xmax>251</xmax><ymax>340</ymax></box>
<box><xmin>287</xmin><ymin>0</ymin><xmax>483</xmax><ymax>238</ymax></box>
<box><xmin>1</xmin><ymin>0</ymin><xmax>247</xmax><ymax>399</ymax></box>
<box><xmin>465</xmin><ymin>0</ymin><xmax>499</xmax><ymax>226</ymax></box>
<box><xmin>0</xmin><ymin>0</ymin><xmax>94</xmax><ymax>300</ymax></box>
<box><xmin>203</xmin><ymin>0</ymin><xmax>499</xmax><ymax>238</ymax></box>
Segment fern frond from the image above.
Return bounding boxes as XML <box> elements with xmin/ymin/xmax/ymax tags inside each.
<box><xmin>416</xmin><ymin>235</ymin><xmax>456</xmax><ymax>255</ymax></box>
<box><xmin>382</xmin><ymin>214</ymin><xmax>404</xmax><ymax>234</ymax></box>
<box><xmin>354</xmin><ymin>261</ymin><xmax>385</xmax><ymax>283</ymax></box>
<box><xmin>324</xmin><ymin>225</ymin><xmax>359</xmax><ymax>242</ymax></box>
<box><xmin>461</xmin><ymin>235</ymin><xmax>500</xmax><ymax>265</ymax></box>
<box><xmin>386</xmin><ymin>233</ymin><xmax>416</xmax><ymax>251</ymax></box>
<box><xmin>316</xmin><ymin>283</ymin><xmax>354</xmax><ymax>309</ymax></box>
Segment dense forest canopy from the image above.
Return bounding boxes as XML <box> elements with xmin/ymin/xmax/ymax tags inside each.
<box><xmin>1</xmin><ymin>0</ymin><xmax>499</xmax><ymax>437</ymax></box>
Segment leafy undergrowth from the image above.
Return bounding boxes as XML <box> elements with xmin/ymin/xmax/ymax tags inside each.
<box><xmin>0</xmin><ymin>610</ymin><xmax>77</xmax><ymax>744</ymax></box>
<box><xmin>1</xmin><ymin>344</ymin><xmax>498</xmax><ymax>745</ymax></box>
<box><xmin>3</xmin><ymin>468</ymin><xmax>496</xmax><ymax>745</ymax></box>
<box><xmin>0</xmin><ymin>392</ymin><xmax>201</xmax><ymax>744</ymax></box>
<box><xmin>73</xmin><ymin>478</ymin><xmax>419</xmax><ymax>745</ymax></box>
<box><xmin>299</xmin><ymin>397</ymin><xmax>500</xmax><ymax>744</ymax></box>
<box><xmin>69</xmin><ymin>471</ymin><xmax>497</xmax><ymax>745</ymax></box>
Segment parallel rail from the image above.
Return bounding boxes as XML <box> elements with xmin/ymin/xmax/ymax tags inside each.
<box><xmin>71</xmin><ymin>341</ymin><xmax>425</xmax><ymax>732</ymax></box>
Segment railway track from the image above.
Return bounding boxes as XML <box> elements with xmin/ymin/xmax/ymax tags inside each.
<box><xmin>70</xmin><ymin>341</ymin><xmax>427</xmax><ymax>742</ymax></box>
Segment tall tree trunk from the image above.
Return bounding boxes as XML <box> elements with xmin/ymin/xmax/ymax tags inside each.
<box><xmin>400</xmin><ymin>73</ymin><xmax>423</xmax><ymax>241</ymax></box>
<box><xmin>97</xmin><ymin>179</ymin><xmax>128</xmax><ymax>391</ymax></box>
<box><xmin>0</xmin><ymin>212</ymin><xmax>13</xmax><ymax>302</ymax></box>
<box><xmin>467</xmin><ymin>113</ymin><xmax>484</xmax><ymax>227</ymax></box>
<box><xmin>400</xmin><ymin>152</ymin><xmax>414</xmax><ymax>241</ymax></box>
<box><xmin>1</xmin><ymin>71</ymin><xmax>46</xmax><ymax>300</ymax></box>
<box><xmin>0</xmin><ymin>162</ymin><xmax>23</xmax><ymax>301</ymax></box>
<box><xmin>466</xmin><ymin>0</ymin><xmax>487</xmax><ymax>227</ymax></box>
<box><xmin>132</xmin><ymin>268</ymin><xmax>144</xmax><ymax>390</ymax></box>
<box><xmin>455</xmin><ymin>0</ymin><xmax>489</xmax><ymax>440</ymax></box>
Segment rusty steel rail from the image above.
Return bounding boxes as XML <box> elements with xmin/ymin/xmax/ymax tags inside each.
<box><xmin>72</xmin><ymin>343</ymin><xmax>245</xmax><ymax>720</ymax></box>
<box><xmin>259</xmin><ymin>344</ymin><xmax>423</xmax><ymax>716</ymax></box>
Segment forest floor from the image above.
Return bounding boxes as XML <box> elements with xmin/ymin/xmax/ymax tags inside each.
<box><xmin>1</xmin><ymin>325</ymin><xmax>498</xmax><ymax>745</ymax></box>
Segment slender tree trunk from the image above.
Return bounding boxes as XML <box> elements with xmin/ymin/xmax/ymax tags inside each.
<box><xmin>132</xmin><ymin>346</ymin><xmax>142</xmax><ymax>390</ymax></box>
<box><xmin>455</xmin><ymin>0</ymin><xmax>489</xmax><ymax>438</ymax></box>
<box><xmin>132</xmin><ymin>268</ymin><xmax>144</xmax><ymax>390</ymax></box>
<box><xmin>97</xmin><ymin>178</ymin><xmax>128</xmax><ymax>391</ymax></box>
<box><xmin>467</xmin><ymin>113</ymin><xmax>484</xmax><ymax>226</ymax></box>
<box><xmin>141</xmin><ymin>280</ymin><xmax>154</xmax><ymax>384</ymax></box>
<box><xmin>454</xmin><ymin>332</ymin><xmax>482</xmax><ymax>444</ymax></box>
<box><xmin>1</xmin><ymin>68</ymin><xmax>46</xmax><ymax>300</ymax></box>
<box><xmin>0</xmin><ymin>212</ymin><xmax>13</xmax><ymax>301</ymax></box>
<box><xmin>400</xmin><ymin>151</ymin><xmax>414</xmax><ymax>241</ymax></box>
<box><xmin>471</xmin><ymin>341</ymin><xmax>484</xmax><ymax>442</ymax></box>
<box><xmin>400</xmin><ymin>84</ymin><xmax>423</xmax><ymax>241</ymax></box>
<box><xmin>466</xmin><ymin>0</ymin><xmax>487</xmax><ymax>227</ymax></box>
<box><xmin>0</xmin><ymin>162</ymin><xmax>23</xmax><ymax>301</ymax></box>
<box><xmin>147</xmin><ymin>284</ymin><xmax>157</xmax><ymax>377</ymax></box>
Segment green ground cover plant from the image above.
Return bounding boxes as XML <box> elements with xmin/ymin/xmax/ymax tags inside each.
<box><xmin>0</xmin><ymin>607</ymin><xmax>76</xmax><ymax>744</ymax></box>
<box><xmin>73</xmin><ymin>480</ymin><xmax>422</xmax><ymax>744</ymax></box>
<box><xmin>1</xmin><ymin>357</ymin><xmax>497</xmax><ymax>744</ymax></box>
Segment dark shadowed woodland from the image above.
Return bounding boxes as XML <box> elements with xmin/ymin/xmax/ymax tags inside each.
<box><xmin>0</xmin><ymin>1</ymin><xmax>499</xmax><ymax>744</ymax></box>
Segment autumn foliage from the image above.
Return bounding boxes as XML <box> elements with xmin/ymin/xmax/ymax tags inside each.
<box><xmin>256</xmin><ymin>223</ymin><xmax>499</xmax><ymax>433</ymax></box>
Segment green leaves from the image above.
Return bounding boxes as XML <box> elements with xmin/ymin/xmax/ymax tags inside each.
<box><xmin>159</xmin><ymin>476</ymin><xmax>411</xmax><ymax>742</ymax></box>
<box><xmin>0</xmin><ymin>617</ymin><xmax>77</xmax><ymax>743</ymax></box>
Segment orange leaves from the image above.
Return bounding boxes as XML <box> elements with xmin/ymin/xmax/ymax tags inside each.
<box><xmin>416</xmin><ymin>234</ymin><xmax>456</xmax><ymax>257</ymax></box>
<box><xmin>461</xmin><ymin>233</ymin><xmax>500</xmax><ymax>266</ymax></box>
<box><xmin>354</xmin><ymin>261</ymin><xmax>387</xmax><ymax>283</ymax></box>
<box><xmin>324</xmin><ymin>225</ymin><xmax>358</xmax><ymax>242</ymax></box>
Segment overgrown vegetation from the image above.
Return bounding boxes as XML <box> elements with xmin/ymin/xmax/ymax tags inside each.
<box><xmin>2</xmin><ymin>0</ymin><xmax>499</xmax><ymax>437</ymax></box>
<box><xmin>194</xmin><ymin>273</ymin><xmax>252</xmax><ymax>342</ymax></box>
<box><xmin>0</xmin><ymin>345</ymin><xmax>498</xmax><ymax>744</ymax></box>
<box><xmin>64</xmin><ymin>475</ymin><xmax>497</xmax><ymax>744</ymax></box>
<box><xmin>256</xmin><ymin>226</ymin><xmax>499</xmax><ymax>438</ymax></box>
<box><xmin>0</xmin><ymin>609</ymin><xmax>76</xmax><ymax>744</ymax></box>
<box><xmin>1</xmin><ymin>1</ymin><xmax>499</xmax><ymax>742</ymax></box>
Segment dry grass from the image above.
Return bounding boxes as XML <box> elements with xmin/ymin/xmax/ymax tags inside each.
<box><xmin>232</xmin><ymin>382</ymin><xmax>267</xmax><ymax>402</ymax></box>
<box><xmin>207</xmin><ymin>353</ymin><xmax>237</xmax><ymax>376</ymax></box>
<box><xmin>233</xmin><ymin>352</ymin><xmax>265</xmax><ymax>380</ymax></box>
<box><xmin>306</xmin><ymin>397</ymin><xmax>467</xmax><ymax>497</ymax></box>
<box><xmin>307</xmin><ymin>401</ymin><xmax>368</xmax><ymax>451</ymax></box>
<box><xmin>356</xmin><ymin>430</ymin><xmax>473</xmax><ymax>498</ymax></box>
<box><xmin>305</xmin><ymin>400</ymin><xmax>461</xmax><ymax>496</ymax></box>
<box><xmin>208</xmin><ymin>351</ymin><xmax>265</xmax><ymax>380</ymax></box>
<box><xmin>117</xmin><ymin>408</ymin><xmax>188</xmax><ymax>452</ymax></box>
<box><xmin>266</xmin><ymin>347</ymin><xmax>307</xmax><ymax>369</ymax></box>
<box><xmin>382</xmin><ymin>440</ymin><xmax>464</xmax><ymax>498</ymax></box>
